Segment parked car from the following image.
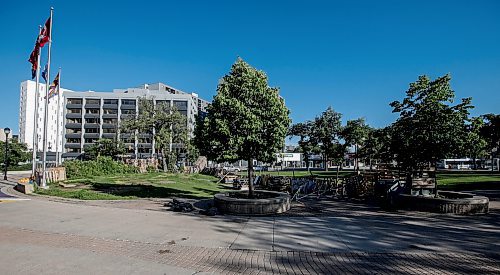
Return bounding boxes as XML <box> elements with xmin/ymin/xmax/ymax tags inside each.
<box><xmin>223</xmin><ymin>166</ymin><xmax>241</xmax><ymax>173</ymax></box>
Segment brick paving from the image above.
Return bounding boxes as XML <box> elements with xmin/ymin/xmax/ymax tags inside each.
<box><xmin>1</xmin><ymin>226</ymin><xmax>499</xmax><ymax>274</ymax></box>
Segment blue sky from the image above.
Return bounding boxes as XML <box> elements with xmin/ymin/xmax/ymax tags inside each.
<box><xmin>1</xmin><ymin>0</ymin><xmax>499</xmax><ymax>135</ymax></box>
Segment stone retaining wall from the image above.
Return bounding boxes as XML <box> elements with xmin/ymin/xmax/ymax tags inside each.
<box><xmin>214</xmin><ymin>191</ymin><xmax>290</xmax><ymax>215</ymax></box>
<box><xmin>396</xmin><ymin>191</ymin><xmax>489</xmax><ymax>214</ymax></box>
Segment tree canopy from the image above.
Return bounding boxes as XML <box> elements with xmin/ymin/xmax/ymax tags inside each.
<box><xmin>121</xmin><ymin>97</ymin><xmax>189</xmax><ymax>172</ymax></box>
<box><xmin>390</xmin><ymin>74</ymin><xmax>473</xmax><ymax>171</ymax></box>
<box><xmin>195</xmin><ymin>58</ymin><xmax>290</xmax><ymax>196</ymax></box>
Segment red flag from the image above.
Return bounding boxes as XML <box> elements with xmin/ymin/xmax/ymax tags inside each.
<box><xmin>38</xmin><ymin>17</ymin><xmax>51</xmax><ymax>47</ymax></box>
<box><xmin>28</xmin><ymin>44</ymin><xmax>40</xmax><ymax>79</ymax></box>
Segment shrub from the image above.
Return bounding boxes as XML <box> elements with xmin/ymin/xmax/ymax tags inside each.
<box><xmin>63</xmin><ymin>157</ymin><xmax>138</xmax><ymax>179</ymax></box>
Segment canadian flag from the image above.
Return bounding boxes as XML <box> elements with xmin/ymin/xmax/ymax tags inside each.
<box><xmin>38</xmin><ymin>17</ymin><xmax>51</xmax><ymax>47</ymax></box>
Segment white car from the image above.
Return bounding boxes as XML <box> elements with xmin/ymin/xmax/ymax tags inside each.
<box><xmin>223</xmin><ymin>166</ymin><xmax>240</xmax><ymax>173</ymax></box>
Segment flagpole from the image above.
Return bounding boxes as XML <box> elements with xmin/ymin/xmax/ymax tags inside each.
<box><xmin>31</xmin><ymin>25</ymin><xmax>42</xmax><ymax>179</ymax></box>
<box><xmin>55</xmin><ymin>67</ymin><xmax>61</xmax><ymax>166</ymax></box>
<box><xmin>41</xmin><ymin>7</ymin><xmax>53</xmax><ymax>188</ymax></box>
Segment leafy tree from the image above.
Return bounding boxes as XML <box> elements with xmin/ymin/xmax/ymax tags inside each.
<box><xmin>481</xmin><ymin>113</ymin><xmax>500</xmax><ymax>170</ymax></box>
<box><xmin>84</xmin><ymin>138</ymin><xmax>126</xmax><ymax>160</ymax></box>
<box><xmin>359</xmin><ymin>126</ymin><xmax>394</xmax><ymax>169</ymax></box>
<box><xmin>288</xmin><ymin>121</ymin><xmax>318</xmax><ymax>172</ymax></box>
<box><xmin>0</xmin><ymin>140</ymin><xmax>31</xmax><ymax>168</ymax></box>
<box><xmin>390</xmin><ymin>74</ymin><xmax>473</xmax><ymax>172</ymax></box>
<box><xmin>121</xmin><ymin>97</ymin><xmax>189</xmax><ymax>172</ymax></box>
<box><xmin>310</xmin><ymin>107</ymin><xmax>344</xmax><ymax>171</ymax></box>
<box><xmin>342</xmin><ymin>118</ymin><xmax>370</xmax><ymax>171</ymax></box>
<box><xmin>462</xmin><ymin>117</ymin><xmax>488</xmax><ymax>169</ymax></box>
<box><xmin>195</xmin><ymin>58</ymin><xmax>290</xmax><ymax>197</ymax></box>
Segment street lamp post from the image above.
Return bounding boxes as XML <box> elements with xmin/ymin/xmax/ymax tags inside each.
<box><xmin>3</xmin><ymin>127</ymin><xmax>11</xmax><ymax>180</ymax></box>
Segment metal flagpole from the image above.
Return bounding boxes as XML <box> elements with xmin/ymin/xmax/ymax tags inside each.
<box><xmin>31</xmin><ymin>25</ymin><xmax>42</xmax><ymax>179</ymax></box>
<box><xmin>41</xmin><ymin>7</ymin><xmax>54</xmax><ymax>188</ymax></box>
<box><xmin>55</xmin><ymin>67</ymin><xmax>61</xmax><ymax>166</ymax></box>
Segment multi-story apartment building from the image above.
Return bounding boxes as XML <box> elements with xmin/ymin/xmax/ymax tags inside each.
<box><xmin>19</xmin><ymin>80</ymin><xmax>210</xmax><ymax>161</ymax></box>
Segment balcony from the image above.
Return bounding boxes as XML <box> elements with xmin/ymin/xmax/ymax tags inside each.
<box><xmin>65</xmin><ymin>123</ymin><xmax>82</xmax><ymax>129</ymax></box>
<box><xmin>65</xmin><ymin>133</ymin><xmax>82</xmax><ymax>139</ymax></box>
<box><xmin>66</xmin><ymin>113</ymin><xmax>82</xmax><ymax>119</ymax></box>
<box><xmin>66</xmin><ymin>103</ymin><xmax>82</xmax><ymax>109</ymax></box>
<box><xmin>62</xmin><ymin>152</ymin><xmax>82</xmax><ymax>158</ymax></box>
<box><xmin>103</xmin><ymin>104</ymin><xmax>118</xmax><ymax>109</ymax></box>
<box><xmin>120</xmin><ymin>114</ymin><xmax>135</xmax><ymax>120</ymax></box>
<box><xmin>83</xmin><ymin>133</ymin><xmax>100</xmax><ymax>139</ymax></box>
<box><xmin>83</xmin><ymin>123</ymin><xmax>99</xmax><ymax>129</ymax></box>
<box><xmin>102</xmin><ymin>133</ymin><xmax>116</xmax><ymax>139</ymax></box>
<box><xmin>64</xmin><ymin>143</ymin><xmax>81</xmax><ymax>149</ymax></box>
<box><xmin>102</xmin><ymin>113</ymin><xmax>118</xmax><ymax>119</ymax></box>
<box><xmin>85</xmin><ymin>103</ymin><xmax>100</xmax><ymax>109</ymax></box>
<box><xmin>84</xmin><ymin>113</ymin><xmax>100</xmax><ymax>119</ymax></box>
<box><xmin>102</xmin><ymin>123</ymin><xmax>117</xmax><ymax>129</ymax></box>
<box><xmin>120</xmin><ymin>104</ymin><xmax>136</xmax><ymax>110</ymax></box>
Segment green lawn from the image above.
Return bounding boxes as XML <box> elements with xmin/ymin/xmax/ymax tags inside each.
<box><xmin>35</xmin><ymin>173</ymin><xmax>227</xmax><ymax>200</ymax></box>
<box><xmin>437</xmin><ymin>173</ymin><xmax>500</xmax><ymax>190</ymax></box>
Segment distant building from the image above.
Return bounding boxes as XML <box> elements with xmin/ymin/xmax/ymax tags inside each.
<box><xmin>19</xmin><ymin>80</ymin><xmax>210</xmax><ymax>160</ymax></box>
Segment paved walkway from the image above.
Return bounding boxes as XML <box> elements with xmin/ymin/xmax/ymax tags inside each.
<box><xmin>1</xmin><ymin>172</ymin><xmax>500</xmax><ymax>274</ymax></box>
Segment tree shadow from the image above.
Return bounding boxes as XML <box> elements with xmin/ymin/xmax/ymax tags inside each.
<box><xmin>89</xmin><ymin>182</ymin><xmax>229</xmax><ymax>200</ymax></box>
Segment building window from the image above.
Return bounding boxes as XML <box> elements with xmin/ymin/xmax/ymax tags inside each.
<box><xmin>121</xmin><ymin>99</ymin><xmax>136</xmax><ymax>106</ymax></box>
<box><xmin>173</xmin><ymin>100</ymin><xmax>188</xmax><ymax>110</ymax></box>
<box><xmin>103</xmin><ymin>109</ymin><xmax>117</xmax><ymax>114</ymax></box>
<box><xmin>103</xmin><ymin>118</ymin><xmax>117</xmax><ymax>124</ymax></box>
<box><xmin>67</xmin><ymin>109</ymin><xmax>81</xmax><ymax>114</ymax></box>
<box><xmin>85</xmin><ymin>118</ymin><xmax>99</xmax><ymax>124</ymax></box>
<box><xmin>67</xmin><ymin>98</ymin><xmax>82</xmax><ymax>104</ymax></box>
<box><xmin>86</xmin><ymin>109</ymin><xmax>100</xmax><ymax>114</ymax></box>
<box><xmin>67</xmin><ymin>118</ymin><xmax>82</xmax><ymax>124</ymax></box>
<box><xmin>66</xmin><ymin>129</ymin><xmax>82</xmax><ymax>134</ymax></box>
<box><xmin>121</xmin><ymin>109</ymin><xmax>136</xmax><ymax>115</ymax></box>
<box><xmin>104</xmin><ymin>99</ymin><xmax>118</xmax><ymax>104</ymax></box>
<box><xmin>85</xmin><ymin>128</ymin><xmax>99</xmax><ymax>133</ymax></box>
<box><xmin>86</xmin><ymin>99</ymin><xmax>100</xmax><ymax>105</ymax></box>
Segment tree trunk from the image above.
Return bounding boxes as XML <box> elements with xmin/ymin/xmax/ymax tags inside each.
<box><xmin>324</xmin><ymin>153</ymin><xmax>328</xmax><ymax>171</ymax></box>
<box><xmin>248</xmin><ymin>158</ymin><xmax>254</xmax><ymax>198</ymax></box>
<box><xmin>161</xmin><ymin>148</ymin><xmax>168</xmax><ymax>172</ymax></box>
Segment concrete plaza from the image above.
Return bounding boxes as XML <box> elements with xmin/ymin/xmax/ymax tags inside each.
<box><xmin>1</xmin><ymin>172</ymin><xmax>499</xmax><ymax>274</ymax></box>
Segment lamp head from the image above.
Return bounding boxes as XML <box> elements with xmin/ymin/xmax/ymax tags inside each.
<box><xmin>4</xmin><ymin>128</ymin><xmax>10</xmax><ymax>135</ymax></box>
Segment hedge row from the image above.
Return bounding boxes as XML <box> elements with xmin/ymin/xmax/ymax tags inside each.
<box><xmin>63</xmin><ymin>157</ymin><xmax>138</xmax><ymax>179</ymax></box>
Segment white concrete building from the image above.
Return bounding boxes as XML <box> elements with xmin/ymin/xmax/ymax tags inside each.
<box><xmin>19</xmin><ymin>80</ymin><xmax>210</xmax><ymax>160</ymax></box>
<box><xmin>19</xmin><ymin>81</ymin><xmax>64</xmax><ymax>151</ymax></box>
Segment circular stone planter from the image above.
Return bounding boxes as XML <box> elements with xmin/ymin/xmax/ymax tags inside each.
<box><xmin>214</xmin><ymin>190</ymin><xmax>290</xmax><ymax>215</ymax></box>
<box><xmin>396</xmin><ymin>191</ymin><xmax>489</xmax><ymax>215</ymax></box>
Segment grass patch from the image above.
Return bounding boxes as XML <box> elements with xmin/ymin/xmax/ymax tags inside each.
<box><xmin>437</xmin><ymin>173</ymin><xmax>500</xmax><ymax>190</ymax></box>
<box><xmin>36</xmin><ymin>184</ymin><xmax>133</xmax><ymax>200</ymax></box>
<box><xmin>35</xmin><ymin>173</ymin><xmax>227</xmax><ymax>200</ymax></box>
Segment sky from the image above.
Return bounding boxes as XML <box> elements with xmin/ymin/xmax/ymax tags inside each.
<box><xmin>1</xmin><ymin>0</ymin><xmax>499</xmax><ymax>136</ymax></box>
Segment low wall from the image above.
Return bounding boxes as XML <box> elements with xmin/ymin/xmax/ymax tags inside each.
<box><xmin>396</xmin><ymin>191</ymin><xmax>489</xmax><ymax>215</ymax></box>
<box><xmin>214</xmin><ymin>191</ymin><xmax>290</xmax><ymax>215</ymax></box>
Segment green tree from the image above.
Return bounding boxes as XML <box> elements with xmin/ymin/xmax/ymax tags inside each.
<box><xmin>0</xmin><ymin>140</ymin><xmax>31</xmax><ymax>168</ymax></box>
<box><xmin>310</xmin><ymin>107</ymin><xmax>344</xmax><ymax>171</ymax></box>
<box><xmin>195</xmin><ymin>58</ymin><xmax>290</xmax><ymax>197</ymax></box>
<box><xmin>359</xmin><ymin>126</ymin><xmax>394</xmax><ymax>169</ymax></box>
<box><xmin>480</xmin><ymin>113</ymin><xmax>500</xmax><ymax>170</ymax></box>
<box><xmin>288</xmin><ymin>121</ymin><xmax>318</xmax><ymax>172</ymax></box>
<box><xmin>85</xmin><ymin>138</ymin><xmax>126</xmax><ymax>160</ymax></box>
<box><xmin>462</xmin><ymin>117</ymin><xmax>488</xmax><ymax>169</ymax></box>
<box><xmin>390</xmin><ymin>74</ymin><xmax>473</xmax><ymax>172</ymax></box>
<box><xmin>121</xmin><ymin>97</ymin><xmax>189</xmax><ymax>172</ymax></box>
<box><xmin>342</xmin><ymin>118</ymin><xmax>370</xmax><ymax>171</ymax></box>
